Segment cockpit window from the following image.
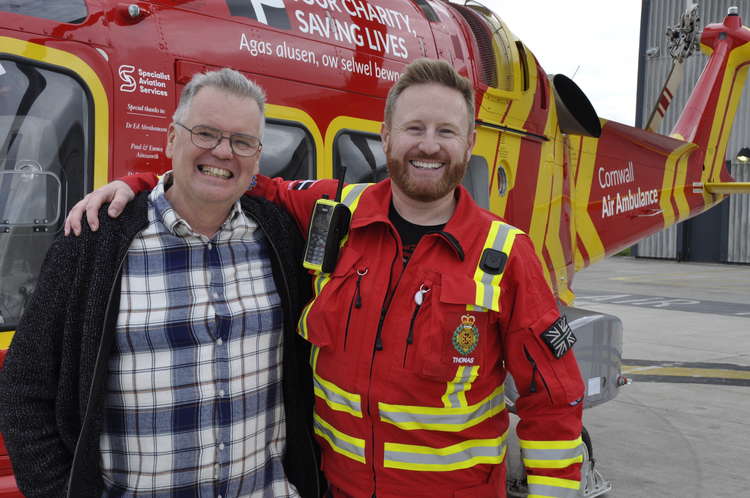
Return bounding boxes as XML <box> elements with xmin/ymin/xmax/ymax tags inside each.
<box><xmin>0</xmin><ymin>0</ymin><xmax>87</xmax><ymax>23</ymax></box>
<box><xmin>335</xmin><ymin>132</ymin><xmax>387</xmax><ymax>184</ymax></box>
<box><xmin>260</xmin><ymin>121</ymin><xmax>315</xmax><ymax>180</ymax></box>
<box><xmin>0</xmin><ymin>59</ymin><xmax>91</xmax><ymax>331</ymax></box>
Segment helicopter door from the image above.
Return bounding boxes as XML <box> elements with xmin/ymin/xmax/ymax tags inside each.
<box><xmin>0</xmin><ymin>59</ymin><xmax>91</xmax><ymax>331</ymax></box>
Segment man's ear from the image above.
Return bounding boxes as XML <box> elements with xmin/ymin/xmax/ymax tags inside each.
<box><xmin>465</xmin><ymin>129</ymin><xmax>477</xmax><ymax>163</ymax></box>
<box><xmin>165</xmin><ymin>123</ymin><xmax>176</xmax><ymax>158</ymax></box>
<box><xmin>380</xmin><ymin>122</ymin><xmax>390</xmax><ymax>151</ymax></box>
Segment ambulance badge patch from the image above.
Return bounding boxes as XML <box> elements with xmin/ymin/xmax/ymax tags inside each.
<box><xmin>452</xmin><ymin>315</ymin><xmax>479</xmax><ymax>355</ymax></box>
<box><xmin>541</xmin><ymin>315</ymin><xmax>577</xmax><ymax>359</ymax></box>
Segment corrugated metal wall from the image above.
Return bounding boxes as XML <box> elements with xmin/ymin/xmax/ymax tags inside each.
<box><xmin>728</xmin><ymin>163</ymin><xmax>750</xmax><ymax>262</ymax></box>
<box><xmin>636</xmin><ymin>0</ymin><xmax>750</xmax><ymax>262</ymax></box>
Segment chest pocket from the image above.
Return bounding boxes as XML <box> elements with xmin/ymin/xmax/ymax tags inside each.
<box><xmin>297</xmin><ymin>247</ymin><xmax>364</xmax><ymax>352</ymax></box>
<box><xmin>412</xmin><ymin>273</ymin><xmax>500</xmax><ymax>382</ymax></box>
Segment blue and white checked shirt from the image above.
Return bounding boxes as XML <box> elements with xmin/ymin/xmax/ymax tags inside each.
<box><xmin>100</xmin><ymin>177</ymin><xmax>298</xmax><ymax>497</ymax></box>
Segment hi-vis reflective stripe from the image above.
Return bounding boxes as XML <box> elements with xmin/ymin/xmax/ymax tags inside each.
<box><xmin>298</xmin><ymin>272</ymin><xmax>326</xmax><ymax>340</ymax></box>
<box><xmin>472</xmin><ymin>221</ymin><xmax>523</xmax><ymax>311</ymax></box>
<box><xmin>520</xmin><ymin>437</ymin><xmax>584</xmax><ymax>469</ymax></box>
<box><xmin>527</xmin><ymin>475</ymin><xmax>581</xmax><ymax>498</ymax></box>
<box><xmin>297</xmin><ymin>183</ymin><xmax>372</xmax><ymax>340</ymax></box>
<box><xmin>442</xmin><ymin>365</ymin><xmax>479</xmax><ymax>408</ymax></box>
<box><xmin>314</xmin><ymin>413</ymin><xmax>366</xmax><ymax>464</ymax></box>
<box><xmin>383</xmin><ymin>431</ymin><xmax>508</xmax><ymax>471</ymax></box>
<box><xmin>311</xmin><ymin>346</ymin><xmax>362</xmax><ymax>417</ymax></box>
<box><xmin>379</xmin><ymin>385</ymin><xmax>504</xmax><ymax>432</ymax></box>
<box><xmin>341</xmin><ymin>183</ymin><xmax>371</xmax><ymax>211</ymax></box>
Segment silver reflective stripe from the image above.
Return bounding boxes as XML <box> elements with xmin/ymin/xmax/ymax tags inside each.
<box><xmin>477</xmin><ymin>222</ymin><xmax>514</xmax><ymax>309</ymax></box>
<box><xmin>379</xmin><ymin>387</ymin><xmax>505</xmax><ymax>432</ymax></box>
<box><xmin>314</xmin><ymin>375</ymin><xmax>362</xmax><ymax>417</ymax></box>
<box><xmin>527</xmin><ymin>479</ymin><xmax>580</xmax><ymax>498</ymax></box>
<box><xmin>522</xmin><ymin>445</ymin><xmax>583</xmax><ymax>466</ymax></box>
<box><xmin>444</xmin><ymin>366</ymin><xmax>476</xmax><ymax>408</ymax></box>
<box><xmin>383</xmin><ymin>435</ymin><xmax>507</xmax><ymax>471</ymax></box>
<box><xmin>342</xmin><ymin>183</ymin><xmax>371</xmax><ymax>207</ymax></box>
<box><xmin>314</xmin><ymin>415</ymin><xmax>366</xmax><ymax>463</ymax></box>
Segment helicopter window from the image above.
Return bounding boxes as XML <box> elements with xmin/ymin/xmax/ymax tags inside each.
<box><xmin>0</xmin><ymin>59</ymin><xmax>91</xmax><ymax>332</ymax></box>
<box><xmin>259</xmin><ymin>121</ymin><xmax>315</xmax><ymax>180</ymax></box>
<box><xmin>462</xmin><ymin>155</ymin><xmax>489</xmax><ymax>209</ymax></box>
<box><xmin>0</xmin><ymin>0</ymin><xmax>87</xmax><ymax>24</ymax></box>
<box><xmin>335</xmin><ymin>132</ymin><xmax>387</xmax><ymax>184</ymax></box>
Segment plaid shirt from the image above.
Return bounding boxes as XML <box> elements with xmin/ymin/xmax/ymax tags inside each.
<box><xmin>100</xmin><ymin>177</ymin><xmax>298</xmax><ymax>497</ymax></box>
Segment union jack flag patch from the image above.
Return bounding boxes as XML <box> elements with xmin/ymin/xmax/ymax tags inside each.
<box><xmin>540</xmin><ymin>315</ymin><xmax>576</xmax><ymax>359</ymax></box>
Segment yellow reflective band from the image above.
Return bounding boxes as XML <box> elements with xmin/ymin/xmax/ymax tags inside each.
<box><xmin>379</xmin><ymin>385</ymin><xmax>504</xmax><ymax>432</ymax></box>
<box><xmin>313</xmin><ymin>375</ymin><xmax>363</xmax><ymax>418</ymax></box>
<box><xmin>383</xmin><ymin>431</ymin><xmax>508</xmax><ymax>472</ymax></box>
<box><xmin>520</xmin><ymin>437</ymin><xmax>583</xmax><ymax>450</ymax></box>
<box><xmin>297</xmin><ymin>271</ymin><xmax>333</xmax><ymax>340</ymax></box>
<box><xmin>527</xmin><ymin>475</ymin><xmax>581</xmax><ymax>490</ymax></box>
<box><xmin>523</xmin><ymin>455</ymin><xmax>583</xmax><ymax>469</ymax></box>
<box><xmin>309</xmin><ymin>344</ymin><xmax>362</xmax><ymax>418</ymax></box>
<box><xmin>521</xmin><ymin>436</ymin><xmax>584</xmax><ymax>469</ymax></box>
<box><xmin>472</xmin><ymin>221</ymin><xmax>523</xmax><ymax>312</ymax></box>
<box><xmin>314</xmin><ymin>413</ymin><xmax>366</xmax><ymax>464</ymax></box>
<box><xmin>473</xmin><ymin>222</ymin><xmax>501</xmax><ymax>310</ymax></box>
<box><xmin>341</xmin><ymin>183</ymin><xmax>371</xmax><ymax>211</ymax></box>
<box><xmin>337</xmin><ymin>183</ymin><xmax>371</xmax><ymax>247</ymax></box>
<box><xmin>441</xmin><ymin>365</ymin><xmax>480</xmax><ymax>408</ymax></box>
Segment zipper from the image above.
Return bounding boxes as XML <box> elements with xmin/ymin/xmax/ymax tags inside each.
<box><xmin>344</xmin><ymin>267</ymin><xmax>368</xmax><ymax>350</ymax></box>
<box><xmin>403</xmin><ymin>284</ymin><xmax>430</xmax><ymax>367</ymax></box>
<box><xmin>523</xmin><ymin>346</ymin><xmax>551</xmax><ymax>399</ymax></box>
<box><xmin>373</xmin><ymin>267</ymin><xmax>405</xmax><ymax>351</ymax></box>
<box><xmin>366</xmin><ymin>229</ymin><xmax>401</xmax><ymax>496</ymax></box>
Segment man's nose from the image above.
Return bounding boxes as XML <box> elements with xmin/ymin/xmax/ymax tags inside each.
<box><xmin>417</xmin><ymin>131</ymin><xmax>441</xmax><ymax>155</ymax></box>
<box><xmin>212</xmin><ymin>136</ymin><xmax>234</xmax><ymax>158</ymax></box>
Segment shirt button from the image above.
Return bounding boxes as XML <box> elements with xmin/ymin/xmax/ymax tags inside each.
<box><xmin>208</xmin><ymin>243</ymin><xmax>213</xmax><ymax>250</ymax></box>
<box><xmin>218</xmin><ymin>442</ymin><xmax>225</xmax><ymax>450</ymax></box>
<box><xmin>217</xmin><ymin>338</ymin><xmax>223</xmax><ymax>345</ymax></box>
<box><xmin>219</xmin><ymin>389</ymin><xmax>225</xmax><ymax>397</ymax></box>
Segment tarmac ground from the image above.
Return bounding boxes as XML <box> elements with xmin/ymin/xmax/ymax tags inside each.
<box><xmin>571</xmin><ymin>256</ymin><xmax>750</xmax><ymax>498</ymax></box>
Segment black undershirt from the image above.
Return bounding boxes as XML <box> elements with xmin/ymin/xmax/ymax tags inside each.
<box><xmin>388</xmin><ymin>202</ymin><xmax>445</xmax><ymax>266</ymax></box>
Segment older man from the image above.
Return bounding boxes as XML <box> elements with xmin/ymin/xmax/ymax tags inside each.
<box><xmin>0</xmin><ymin>69</ymin><xmax>319</xmax><ymax>497</ymax></box>
<box><xmin>66</xmin><ymin>59</ymin><xmax>585</xmax><ymax>498</ymax></box>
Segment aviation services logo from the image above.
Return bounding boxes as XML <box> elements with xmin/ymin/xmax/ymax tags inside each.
<box><xmin>118</xmin><ymin>65</ymin><xmax>137</xmax><ymax>93</ymax></box>
<box><xmin>227</xmin><ymin>0</ymin><xmax>291</xmax><ymax>29</ymax></box>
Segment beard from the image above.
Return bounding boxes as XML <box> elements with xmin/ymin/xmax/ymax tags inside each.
<box><xmin>386</xmin><ymin>152</ymin><xmax>468</xmax><ymax>203</ymax></box>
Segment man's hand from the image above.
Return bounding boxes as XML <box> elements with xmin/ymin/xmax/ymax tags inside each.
<box><xmin>64</xmin><ymin>180</ymin><xmax>135</xmax><ymax>236</ymax></box>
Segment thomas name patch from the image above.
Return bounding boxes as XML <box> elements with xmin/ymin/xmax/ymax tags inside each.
<box><xmin>540</xmin><ymin>315</ymin><xmax>576</xmax><ymax>359</ymax></box>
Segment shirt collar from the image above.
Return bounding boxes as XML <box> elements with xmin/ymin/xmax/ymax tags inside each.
<box><xmin>351</xmin><ymin>179</ymin><xmax>480</xmax><ymax>260</ymax></box>
<box><xmin>148</xmin><ymin>171</ymin><xmax>245</xmax><ymax>239</ymax></box>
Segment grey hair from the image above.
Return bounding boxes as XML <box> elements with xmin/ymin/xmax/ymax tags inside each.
<box><xmin>172</xmin><ymin>68</ymin><xmax>266</xmax><ymax>135</ymax></box>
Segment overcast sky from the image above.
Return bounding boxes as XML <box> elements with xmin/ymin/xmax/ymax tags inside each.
<box><xmin>482</xmin><ymin>0</ymin><xmax>643</xmax><ymax>125</ymax></box>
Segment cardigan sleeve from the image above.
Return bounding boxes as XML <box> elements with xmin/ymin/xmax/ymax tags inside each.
<box><xmin>0</xmin><ymin>234</ymin><xmax>82</xmax><ymax>498</ymax></box>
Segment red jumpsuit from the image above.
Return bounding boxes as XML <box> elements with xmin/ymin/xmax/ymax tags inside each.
<box><xmin>123</xmin><ymin>174</ymin><xmax>585</xmax><ymax>498</ymax></box>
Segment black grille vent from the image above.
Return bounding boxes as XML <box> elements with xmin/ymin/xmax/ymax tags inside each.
<box><xmin>451</xmin><ymin>4</ymin><xmax>496</xmax><ymax>87</ymax></box>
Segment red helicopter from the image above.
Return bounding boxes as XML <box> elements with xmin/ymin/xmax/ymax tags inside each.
<box><xmin>1</xmin><ymin>1</ymin><xmax>749</xmax><ymax>496</ymax></box>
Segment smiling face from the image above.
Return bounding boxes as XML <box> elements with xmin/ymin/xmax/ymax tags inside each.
<box><xmin>165</xmin><ymin>85</ymin><xmax>261</xmax><ymax>219</ymax></box>
<box><xmin>381</xmin><ymin>82</ymin><xmax>476</xmax><ymax>204</ymax></box>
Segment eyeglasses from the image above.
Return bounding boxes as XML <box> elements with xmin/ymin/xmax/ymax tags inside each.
<box><xmin>175</xmin><ymin>122</ymin><xmax>262</xmax><ymax>157</ymax></box>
